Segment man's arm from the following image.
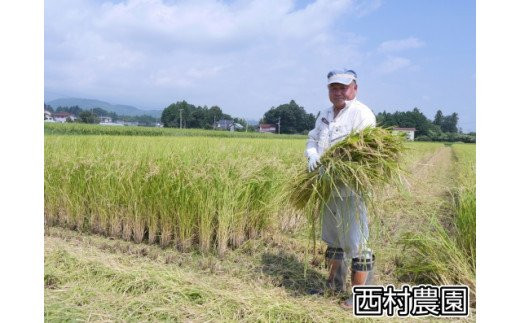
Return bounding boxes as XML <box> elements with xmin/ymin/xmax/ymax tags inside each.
<box><xmin>305</xmin><ymin>112</ymin><xmax>323</xmax><ymax>172</ymax></box>
<box><xmin>305</xmin><ymin>112</ymin><xmax>323</xmax><ymax>158</ymax></box>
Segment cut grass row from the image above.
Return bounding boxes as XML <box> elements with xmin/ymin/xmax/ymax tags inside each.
<box><xmin>44</xmin><ymin>227</ymin><xmax>376</xmax><ymax>322</ymax></box>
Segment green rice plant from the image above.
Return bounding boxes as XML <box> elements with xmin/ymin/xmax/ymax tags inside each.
<box><xmin>398</xmin><ymin>144</ymin><xmax>476</xmax><ymax>298</ymax></box>
<box><xmin>401</xmin><ymin>141</ymin><xmax>444</xmax><ymax>167</ymax></box>
<box><xmin>45</xmin><ymin>135</ymin><xmax>306</xmax><ymax>254</ymax></box>
<box><xmin>398</xmin><ymin>217</ymin><xmax>475</xmax><ymax>291</ymax></box>
<box><xmin>44</xmin><ymin>122</ymin><xmax>307</xmax><ymax>139</ymax></box>
<box><xmin>451</xmin><ymin>144</ymin><xmax>476</xmax><ymax>269</ymax></box>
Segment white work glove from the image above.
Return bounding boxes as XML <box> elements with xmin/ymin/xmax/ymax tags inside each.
<box><xmin>307</xmin><ymin>151</ymin><xmax>321</xmax><ymax>172</ymax></box>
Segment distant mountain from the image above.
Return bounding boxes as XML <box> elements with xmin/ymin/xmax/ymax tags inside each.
<box><xmin>46</xmin><ymin>98</ymin><xmax>163</xmax><ymax>118</ymax></box>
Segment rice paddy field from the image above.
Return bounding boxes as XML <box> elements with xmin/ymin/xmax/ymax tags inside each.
<box><xmin>44</xmin><ymin>123</ymin><xmax>476</xmax><ymax>321</ymax></box>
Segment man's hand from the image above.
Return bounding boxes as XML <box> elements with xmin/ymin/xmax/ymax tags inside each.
<box><xmin>307</xmin><ymin>152</ymin><xmax>320</xmax><ymax>172</ymax></box>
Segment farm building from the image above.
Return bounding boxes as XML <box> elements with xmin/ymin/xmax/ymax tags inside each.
<box><xmin>44</xmin><ymin>110</ymin><xmax>54</xmax><ymax>121</ymax></box>
<box><xmin>99</xmin><ymin>116</ymin><xmax>113</xmax><ymax>124</ymax></box>
<box><xmin>393</xmin><ymin>127</ymin><xmax>416</xmax><ymax>141</ymax></box>
<box><xmin>53</xmin><ymin>112</ymin><xmax>76</xmax><ymax>123</ymax></box>
<box><xmin>215</xmin><ymin>119</ymin><xmax>243</xmax><ymax>131</ymax></box>
<box><xmin>259</xmin><ymin>124</ymin><xmax>276</xmax><ymax>133</ymax></box>
<box><xmin>216</xmin><ymin>119</ymin><xmax>234</xmax><ymax>130</ymax></box>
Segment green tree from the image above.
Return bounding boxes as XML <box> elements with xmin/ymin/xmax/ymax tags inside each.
<box><xmin>56</xmin><ymin>105</ymin><xmax>82</xmax><ymax>116</ymax></box>
<box><xmin>262</xmin><ymin>100</ymin><xmax>315</xmax><ymax>134</ymax></box>
<box><xmin>433</xmin><ymin>110</ymin><xmax>443</xmax><ymax>126</ymax></box>
<box><xmin>78</xmin><ymin>111</ymin><xmax>100</xmax><ymax>124</ymax></box>
<box><xmin>92</xmin><ymin>107</ymin><xmax>118</xmax><ymax>120</ymax></box>
<box><xmin>207</xmin><ymin>106</ymin><xmax>224</xmax><ymax>128</ymax></box>
<box><xmin>44</xmin><ymin>103</ymin><xmax>54</xmax><ymax>112</ymax></box>
<box><xmin>161</xmin><ymin>101</ymin><xmax>196</xmax><ymax>128</ymax></box>
<box><xmin>441</xmin><ymin>112</ymin><xmax>459</xmax><ymax>133</ymax></box>
<box><xmin>376</xmin><ymin>108</ymin><xmax>435</xmax><ymax>137</ymax></box>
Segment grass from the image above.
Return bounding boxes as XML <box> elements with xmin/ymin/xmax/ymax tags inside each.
<box><xmin>44</xmin><ymin>122</ymin><xmax>308</xmax><ymax>139</ymax></box>
<box><xmin>45</xmin><ymin>227</ymin><xmax>361</xmax><ymax>322</ymax></box>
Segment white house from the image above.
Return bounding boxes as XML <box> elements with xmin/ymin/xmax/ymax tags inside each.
<box><xmin>99</xmin><ymin>116</ymin><xmax>112</xmax><ymax>124</ymax></box>
<box><xmin>215</xmin><ymin>119</ymin><xmax>234</xmax><ymax>130</ymax></box>
<box><xmin>44</xmin><ymin>110</ymin><xmax>54</xmax><ymax>122</ymax></box>
<box><xmin>53</xmin><ymin>112</ymin><xmax>76</xmax><ymax>123</ymax></box>
<box><xmin>393</xmin><ymin>127</ymin><xmax>416</xmax><ymax>141</ymax></box>
<box><xmin>215</xmin><ymin>119</ymin><xmax>243</xmax><ymax>131</ymax></box>
<box><xmin>259</xmin><ymin>123</ymin><xmax>276</xmax><ymax>133</ymax></box>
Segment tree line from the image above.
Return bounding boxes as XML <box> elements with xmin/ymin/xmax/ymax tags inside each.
<box><xmin>46</xmin><ymin>102</ymin><xmax>474</xmax><ymax>142</ymax></box>
<box><xmin>45</xmin><ymin>104</ymin><xmax>158</xmax><ymax>125</ymax></box>
<box><xmin>377</xmin><ymin>108</ymin><xmax>475</xmax><ymax>143</ymax></box>
<box><xmin>160</xmin><ymin>101</ymin><xmax>247</xmax><ymax>129</ymax></box>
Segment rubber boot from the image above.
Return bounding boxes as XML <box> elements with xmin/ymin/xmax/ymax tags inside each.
<box><xmin>309</xmin><ymin>247</ymin><xmax>346</xmax><ymax>295</ymax></box>
<box><xmin>351</xmin><ymin>252</ymin><xmax>375</xmax><ymax>284</ymax></box>
<box><xmin>343</xmin><ymin>252</ymin><xmax>375</xmax><ymax>308</ymax></box>
<box><xmin>325</xmin><ymin>247</ymin><xmax>347</xmax><ymax>293</ymax></box>
<box><xmin>328</xmin><ymin>258</ymin><xmax>347</xmax><ymax>292</ymax></box>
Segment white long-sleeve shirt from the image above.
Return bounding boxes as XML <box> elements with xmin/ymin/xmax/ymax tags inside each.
<box><xmin>305</xmin><ymin>98</ymin><xmax>376</xmax><ymax>158</ymax></box>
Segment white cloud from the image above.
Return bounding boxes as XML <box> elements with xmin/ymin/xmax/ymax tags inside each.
<box><xmin>353</xmin><ymin>0</ymin><xmax>382</xmax><ymax>17</ymax></box>
<box><xmin>378</xmin><ymin>56</ymin><xmax>411</xmax><ymax>74</ymax></box>
<box><xmin>44</xmin><ymin>0</ymin><xmax>375</xmax><ymax>117</ymax></box>
<box><xmin>378</xmin><ymin>37</ymin><xmax>425</xmax><ymax>53</ymax></box>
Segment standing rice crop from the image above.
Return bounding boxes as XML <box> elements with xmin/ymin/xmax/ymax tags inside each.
<box><xmin>398</xmin><ymin>144</ymin><xmax>476</xmax><ymax>299</ymax></box>
<box><xmin>44</xmin><ymin>122</ymin><xmax>307</xmax><ymax>139</ymax></box>
<box><xmin>45</xmin><ymin>135</ymin><xmax>305</xmax><ymax>254</ymax></box>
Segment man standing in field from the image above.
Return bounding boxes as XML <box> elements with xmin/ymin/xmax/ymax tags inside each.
<box><xmin>306</xmin><ymin>69</ymin><xmax>376</xmax><ymax>308</ymax></box>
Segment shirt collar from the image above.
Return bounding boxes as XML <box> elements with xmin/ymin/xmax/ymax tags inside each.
<box><xmin>331</xmin><ymin>97</ymin><xmax>356</xmax><ymax>120</ymax></box>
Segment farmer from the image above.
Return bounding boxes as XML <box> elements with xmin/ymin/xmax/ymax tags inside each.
<box><xmin>305</xmin><ymin>69</ymin><xmax>376</xmax><ymax>308</ymax></box>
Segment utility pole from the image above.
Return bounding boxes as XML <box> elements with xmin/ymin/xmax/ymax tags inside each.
<box><xmin>277</xmin><ymin>117</ymin><xmax>281</xmax><ymax>134</ymax></box>
<box><xmin>179</xmin><ymin>109</ymin><xmax>183</xmax><ymax>129</ymax></box>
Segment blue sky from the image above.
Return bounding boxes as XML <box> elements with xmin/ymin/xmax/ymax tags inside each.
<box><xmin>45</xmin><ymin>0</ymin><xmax>475</xmax><ymax>131</ymax></box>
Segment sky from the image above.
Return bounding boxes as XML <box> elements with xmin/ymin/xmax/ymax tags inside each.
<box><xmin>44</xmin><ymin>0</ymin><xmax>475</xmax><ymax>131</ymax></box>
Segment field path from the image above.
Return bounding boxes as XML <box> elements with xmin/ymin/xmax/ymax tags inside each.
<box><xmin>373</xmin><ymin>146</ymin><xmax>457</xmax><ymax>284</ymax></box>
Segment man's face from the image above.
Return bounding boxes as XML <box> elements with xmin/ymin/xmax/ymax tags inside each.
<box><xmin>328</xmin><ymin>82</ymin><xmax>357</xmax><ymax>108</ymax></box>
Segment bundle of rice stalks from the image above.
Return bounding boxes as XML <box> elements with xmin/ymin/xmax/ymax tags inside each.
<box><xmin>289</xmin><ymin>127</ymin><xmax>406</xmax><ymax>216</ymax></box>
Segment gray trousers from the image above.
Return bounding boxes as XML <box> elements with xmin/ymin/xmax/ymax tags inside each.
<box><xmin>321</xmin><ymin>185</ymin><xmax>370</xmax><ymax>259</ymax></box>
